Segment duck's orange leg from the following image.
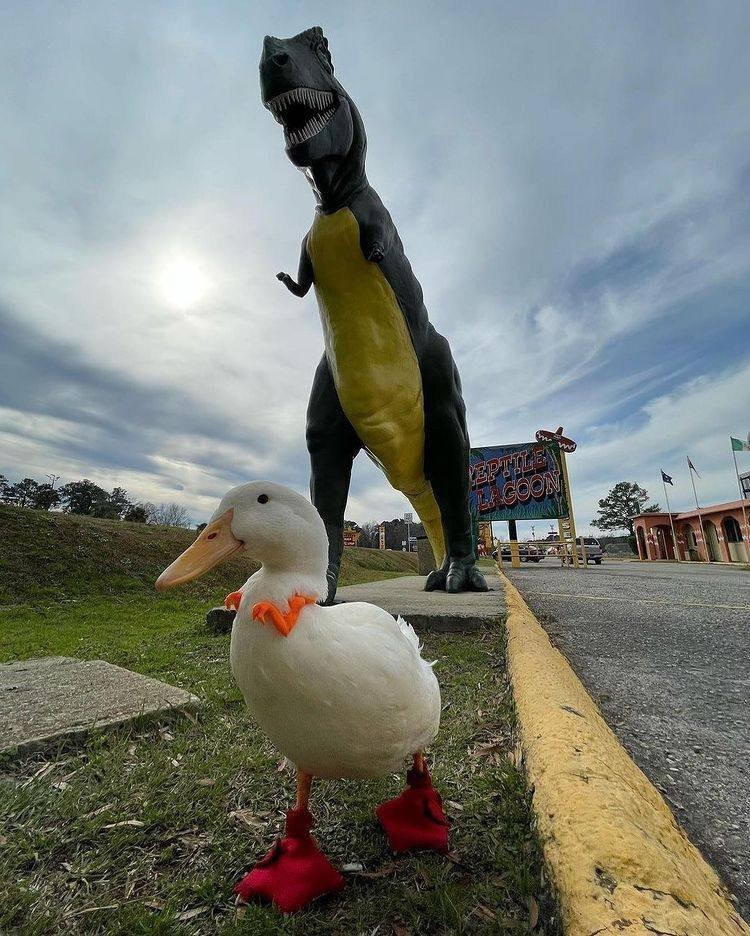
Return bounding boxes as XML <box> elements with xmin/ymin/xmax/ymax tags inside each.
<box><xmin>234</xmin><ymin>769</ymin><xmax>344</xmax><ymax>912</ymax></box>
<box><xmin>295</xmin><ymin>770</ymin><xmax>312</xmax><ymax>810</ymax></box>
<box><xmin>376</xmin><ymin>752</ymin><xmax>449</xmax><ymax>854</ymax></box>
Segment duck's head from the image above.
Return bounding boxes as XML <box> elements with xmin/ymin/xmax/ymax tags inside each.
<box><xmin>155</xmin><ymin>481</ymin><xmax>329</xmax><ymax>594</ymax></box>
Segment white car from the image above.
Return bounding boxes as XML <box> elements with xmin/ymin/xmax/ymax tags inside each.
<box><xmin>576</xmin><ymin>537</ymin><xmax>604</xmax><ymax>564</ymax></box>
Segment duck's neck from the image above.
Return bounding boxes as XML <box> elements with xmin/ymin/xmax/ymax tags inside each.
<box><xmin>244</xmin><ymin>559</ymin><xmax>327</xmax><ymax>609</ymax></box>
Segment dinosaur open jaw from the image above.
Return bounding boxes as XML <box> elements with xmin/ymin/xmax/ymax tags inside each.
<box><xmin>266</xmin><ymin>87</ymin><xmax>337</xmax><ymax>148</ymax></box>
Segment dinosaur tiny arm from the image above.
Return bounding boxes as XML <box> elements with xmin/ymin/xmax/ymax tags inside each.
<box><xmin>277</xmin><ymin>235</ymin><xmax>313</xmax><ymax>297</ymax></box>
<box><xmin>351</xmin><ymin>192</ymin><xmax>395</xmax><ymax>263</ymax></box>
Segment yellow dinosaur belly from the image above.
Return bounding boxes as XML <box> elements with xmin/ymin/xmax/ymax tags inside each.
<box><xmin>307</xmin><ymin>207</ymin><xmax>444</xmax><ymax>562</ymax></box>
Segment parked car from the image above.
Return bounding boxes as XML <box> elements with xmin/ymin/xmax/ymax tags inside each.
<box><xmin>492</xmin><ymin>543</ymin><xmax>542</xmax><ymax>563</ymax></box>
<box><xmin>576</xmin><ymin>536</ymin><xmax>604</xmax><ymax>564</ymax></box>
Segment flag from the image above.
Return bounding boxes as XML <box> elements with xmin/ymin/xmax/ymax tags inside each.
<box><xmin>661</xmin><ymin>470</ymin><xmax>673</xmax><ymax>485</ymax></box>
<box><xmin>731</xmin><ymin>436</ymin><xmax>750</xmax><ymax>452</ymax></box>
<box><xmin>687</xmin><ymin>457</ymin><xmax>700</xmax><ymax>477</ymax></box>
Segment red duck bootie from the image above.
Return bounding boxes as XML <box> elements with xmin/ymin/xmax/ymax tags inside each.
<box><xmin>376</xmin><ymin>764</ymin><xmax>450</xmax><ymax>854</ymax></box>
<box><xmin>234</xmin><ymin>806</ymin><xmax>344</xmax><ymax>913</ymax></box>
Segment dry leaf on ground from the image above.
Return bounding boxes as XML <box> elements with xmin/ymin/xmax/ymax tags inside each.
<box><xmin>528</xmin><ymin>894</ymin><xmax>539</xmax><ymax>928</ymax></box>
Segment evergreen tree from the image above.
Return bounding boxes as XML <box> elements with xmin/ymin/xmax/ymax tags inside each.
<box><xmin>7</xmin><ymin>478</ymin><xmax>40</xmax><ymax>508</ymax></box>
<box><xmin>591</xmin><ymin>482</ymin><xmax>660</xmax><ymax>536</ymax></box>
<box><xmin>123</xmin><ymin>503</ymin><xmax>152</xmax><ymax>523</ymax></box>
<box><xmin>31</xmin><ymin>483</ymin><xmax>60</xmax><ymax>510</ymax></box>
<box><xmin>59</xmin><ymin>479</ymin><xmax>110</xmax><ymax>515</ymax></box>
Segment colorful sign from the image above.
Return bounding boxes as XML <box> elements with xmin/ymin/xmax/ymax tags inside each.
<box><xmin>469</xmin><ymin>440</ymin><xmax>569</xmax><ymax>522</ymax></box>
<box><xmin>535</xmin><ymin>426</ymin><xmax>577</xmax><ymax>452</ymax></box>
<box><xmin>378</xmin><ymin>523</ymin><xmax>386</xmax><ymax>550</ymax></box>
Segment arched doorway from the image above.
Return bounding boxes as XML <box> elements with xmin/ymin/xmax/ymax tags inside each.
<box><xmin>722</xmin><ymin>516</ymin><xmax>747</xmax><ymax>562</ymax></box>
<box><xmin>636</xmin><ymin>526</ymin><xmax>647</xmax><ymax>559</ymax></box>
<box><xmin>704</xmin><ymin>520</ymin><xmax>721</xmax><ymax>562</ymax></box>
<box><xmin>655</xmin><ymin>525</ymin><xmax>675</xmax><ymax>560</ymax></box>
<box><xmin>683</xmin><ymin>524</ymin><xmax>699</xmax><ymax>561</ymax></box>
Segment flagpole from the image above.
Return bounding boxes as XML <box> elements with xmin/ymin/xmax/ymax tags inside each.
<box><xmin>731</xmin><ymin>441</ymin><xmax>750</xmax><ymax>561</ymax></box>
<box><xmin>661</xmin><ymin>476</ymin><xmax>681</xmax><ymax>561</ymax></box>
<box><xmin>688</xmin><ymin>456</ymin><xmax>708</xmax><ymax>562</ymax></box>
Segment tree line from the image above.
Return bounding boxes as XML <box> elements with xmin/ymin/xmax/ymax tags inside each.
<box><xmin>1</xmin><ymin>474</ymin><xmax>658</xmax><ymax>545</ymax></box>
<box><xmin>0</xmin><ymin>475</ymin><xmax>192</xmax><ymax>527</ymax></box>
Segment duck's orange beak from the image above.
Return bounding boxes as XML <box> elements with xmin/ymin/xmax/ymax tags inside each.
<box><xmin>155</xmin><ymin>509</ymin><xmax>243</xmax><ymax>591</ymax></box>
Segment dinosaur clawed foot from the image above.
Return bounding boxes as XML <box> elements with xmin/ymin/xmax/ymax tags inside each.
<box><xmin>425</xmin><ymin>556</ymin><xmax>488</xmax><ymax>593</ymax></box>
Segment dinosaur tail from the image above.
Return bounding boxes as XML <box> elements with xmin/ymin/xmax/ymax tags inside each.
<box><xmin>406</xmin><ymin>484</ymin><xmax>445</xmax><ymax>568</ymax></box>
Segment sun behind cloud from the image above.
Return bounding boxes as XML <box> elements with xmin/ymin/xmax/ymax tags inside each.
<box><xmin>156</xmin><ymin>253</ymin><xmax>211</xmax><ymax>310</ymax></box>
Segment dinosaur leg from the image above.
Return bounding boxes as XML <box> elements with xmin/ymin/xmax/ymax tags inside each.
<box><xmin>421</xmin><ymin>339</ymin><xmax>487</xmax><ymax>593</ymax></box>
<box><xmin>307</xmin><ymin>355</ymin><xmax>361</xmax><ymax>604</ymax></box>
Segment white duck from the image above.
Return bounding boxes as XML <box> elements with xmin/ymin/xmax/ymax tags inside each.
<box><xmin>156</xmin><ymin>481</ymin><xmax>448</xmax><ymax>912</ymax></box>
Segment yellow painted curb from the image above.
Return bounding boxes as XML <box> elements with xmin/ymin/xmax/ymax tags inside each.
<box><xmin>501</xmin><ymin>573</ymin><xmax>748</xmax><ymax>936</ymax></box>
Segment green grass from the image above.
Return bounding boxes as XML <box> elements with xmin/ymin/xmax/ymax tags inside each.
<box><xmin>0</xmin><ymin>507</ymin><xmax>557</xmax><ymax>934</ymax></box>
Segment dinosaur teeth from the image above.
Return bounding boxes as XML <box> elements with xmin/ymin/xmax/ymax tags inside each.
<box><xmin>267</xmin><ymin>87</ymin><xmax>335</xmax><ymax>114</ymax></box>
<box><xmin>269</xmin><ymin>87</ymin><xmax>338</xmax><ymax>149</ymax></box>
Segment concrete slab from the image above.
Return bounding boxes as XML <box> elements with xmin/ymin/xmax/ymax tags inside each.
<box><xmin>0</xmin><ymin>656</ymin><xmax>201</xmax><ymax>757</ymax></box>
<box><xmin>336</xmin><ymin>574</ymin><xmax>505</xmax><ymax>632</ymax></box>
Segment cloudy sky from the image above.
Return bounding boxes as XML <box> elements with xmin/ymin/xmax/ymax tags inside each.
<box><xmin>2</xmin><ymin>1</ymin><xmax>750</xmax><ymax>534</ymax></box>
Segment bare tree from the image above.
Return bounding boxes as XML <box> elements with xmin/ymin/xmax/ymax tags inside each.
<box><xmin>359</xmin><ymin>521</ymin><xmax>379</xmax><ymax>548</ymax></box>
<box><xmin>150</xmin><ymin>502</ymin><xmax>192</xmax><ymax>528</ymax></box>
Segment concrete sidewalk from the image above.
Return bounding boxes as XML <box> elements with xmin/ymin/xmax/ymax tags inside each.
<box><xmin>0</xmin><ymin>656</ymin><xmax>200</xmax><ymax>756</ymax></box>
<box><xmin>336</xmin><ymin>574</ymin><xmax>505</xmax><ymax>632</ymax></box>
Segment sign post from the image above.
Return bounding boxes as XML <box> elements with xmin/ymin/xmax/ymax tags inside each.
<box><xmin>535</xmin><ymin>428</ymin><xmax>580</xmax><ymax>567</ymax></box>
<box><xmin>508</xmin><ymin>518</ymin><xmax>521</xmax><ymax>569</ymax></box>
<box><xmin>558</xmin><ymin>447</ymin><xmax>580</xmax><ymax>567</ymax></box>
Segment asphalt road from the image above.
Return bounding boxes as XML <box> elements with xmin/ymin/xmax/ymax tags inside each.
<box><xmin>505</xmin><ymin>558</ymin><xmax>750</xmax><ymax>918</ymax></box>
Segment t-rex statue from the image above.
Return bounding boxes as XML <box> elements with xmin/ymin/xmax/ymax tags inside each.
<box><xmin>260</xmin><ymin>27</ymin><xmax>488</xmax><ymax>603</ymax></box>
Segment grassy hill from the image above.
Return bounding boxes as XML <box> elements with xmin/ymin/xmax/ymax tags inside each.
<box><xmin>0</xmin><ymin>505</ymin><xmax>418</xmax><ymax>605</ymax></box>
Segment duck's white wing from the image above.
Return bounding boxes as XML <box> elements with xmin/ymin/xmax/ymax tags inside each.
<box><xmin>326</xmin><ymin>600</ymin><xmax>430</xmax><ymax>656</ymax></box>
<box><xmin>245</xmin><ymin>600</ymin><xmax>441</xmax><ymax>778</ymax></box>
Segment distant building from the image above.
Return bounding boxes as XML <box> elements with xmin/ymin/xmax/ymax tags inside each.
<box><xmin>377</xmin><ymin>518</ymin><xmax>424</xmax><ymax>551</ymax></box>
<box><xmin>633</xmin><ymin>499</ymin><xmax>749</xmax><ymax>563</ymax></box>
<box><xmin>740</xmin><ymin>470</ymin><xmax>750</xmax><ymax>499</ymax></box>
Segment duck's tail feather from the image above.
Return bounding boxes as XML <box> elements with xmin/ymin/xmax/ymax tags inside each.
<box><xmin>395</xmin><ymin>615</ymin><xmax>436</xmax><ymax>666</ymax></box>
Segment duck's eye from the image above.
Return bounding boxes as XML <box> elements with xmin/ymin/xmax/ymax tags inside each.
<box><xmin>257</xmin><ymin>494</ymin><xmax>269</xmax><ymax>504</ymax></box>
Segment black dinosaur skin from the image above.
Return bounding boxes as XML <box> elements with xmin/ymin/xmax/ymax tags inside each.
<box><xmin>260</xmin><ymin>27</ymin><xmax>487</xmax><ymax>602</ymax></box>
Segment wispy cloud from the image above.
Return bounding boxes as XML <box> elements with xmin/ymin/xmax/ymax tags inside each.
<box><xmin>1</xmin><ymin>1</ymin><xmax>749</xmax><ymax>530</ymax></box>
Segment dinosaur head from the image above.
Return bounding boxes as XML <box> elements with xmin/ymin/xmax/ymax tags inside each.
<box><xmin>260</xmin><ymin>28</ymin><xmax>366</xmax><ymax>203</ymax></box>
